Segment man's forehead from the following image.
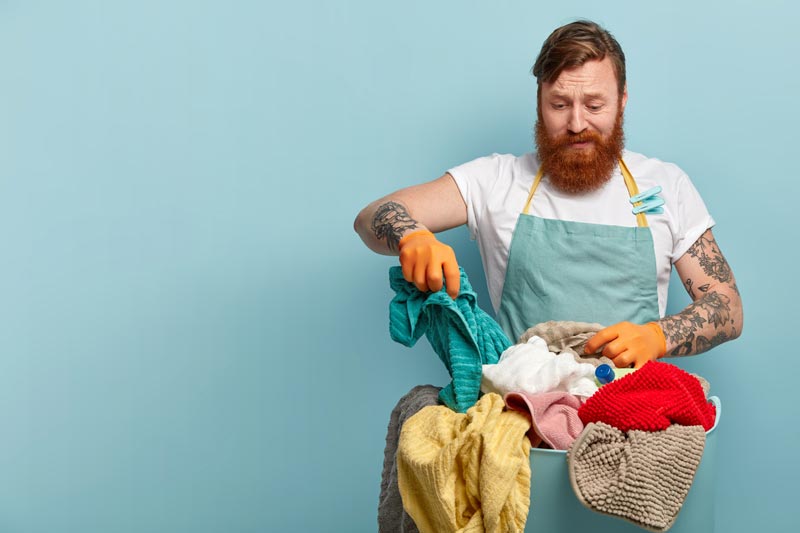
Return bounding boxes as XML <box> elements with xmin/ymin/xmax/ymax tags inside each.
<box><xmin>544</xmin><ymin>58</ymin><xmax>620</xmax><ymax>94</ymax></box>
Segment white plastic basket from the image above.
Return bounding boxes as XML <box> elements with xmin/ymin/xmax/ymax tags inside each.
<box><xmin>525</xmin><ymin>396</ymin><xmax>722</xmax><ymax>532</ymax></box>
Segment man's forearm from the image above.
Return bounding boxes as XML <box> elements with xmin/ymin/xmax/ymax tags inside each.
<box><xmin>354</xmin><ymin>200</ymin><xmax>424</xmax><ymax>255</ymax></box>
<box><xmin>657</xmin><ymin>288</ymin><xmax>742</xmax><ymax>356</ymax></box>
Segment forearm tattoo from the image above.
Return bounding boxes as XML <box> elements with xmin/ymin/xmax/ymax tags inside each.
<box><xmin>660</xmin><ymin>230</ymin><xmax>741</xmax><ymax>356</ymax></box>
<box><xmin>370</xmin><ymin>201</ymin><xmax>420</xmax><ymax>252</ymax></box>
<box><xmin>659</xmin><ymin>291</ymin><xmax>737</xmax><ymax>356</ymax></box>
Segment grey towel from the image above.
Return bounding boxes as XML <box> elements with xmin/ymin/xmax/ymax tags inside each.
<box><xmin>517</xmin><ymin>320</ymin><xmax>611</xmax><ymax>367</ymax></box>
<box><xmin>378</xmin><ymin>385</ymin><xmax>442</xmax><ymax>533</ymax></box>
<box><xmin>567</xmin><ymin>422</ymin><xmax>707</xmax><ymax>532</ymax></box>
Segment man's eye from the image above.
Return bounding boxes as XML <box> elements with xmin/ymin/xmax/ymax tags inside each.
<box><xmin>552</xmin><ymin>103</ymin><xmax>567</xmax><ymax>110</ymax></box>
<box><xmin>588</xmin><ymin>104</ymin><xmax>603</xmax><ymax>111</ymax></box>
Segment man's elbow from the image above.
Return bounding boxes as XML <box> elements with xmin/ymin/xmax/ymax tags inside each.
<box><xmin>729</xmin><ymin>289</ymin><xmax>744</xmax><ymax>340</ymax></box>
<box><xmin>353</xmin><ymin>209</ymin><xmax>364</xmax><ymax>235</ymax></box>
<box><xmin>354</xmin><ymin>204</ymin><xmax>373</xmax><ymax>238</ymax></box>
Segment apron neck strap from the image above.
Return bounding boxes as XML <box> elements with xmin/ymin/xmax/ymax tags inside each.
<box><xmin>619</xmin><ymin>159</ymin><xmax>648</xmax><ymax>228</ymax></box>
<box><xmin>523</xmin><ymin>159</ymin><xmax>649</xmax><ymax>228</ymax></box>
<box><xmin>522</xmin><ymin>168</ymin><xmax>545</xmax><ymax>215</ymax></box>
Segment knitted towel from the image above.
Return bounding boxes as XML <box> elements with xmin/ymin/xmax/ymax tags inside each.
<box><xmin>378</xmin><ymin>385</ymin><xmax>442</xmax><ymax>533</ymax></box>
<box><xmin>578</xmin><ymin>361</ymin><xmax>716</xmax><ymax>432</ymax></box>
<box><xmin>568</xmin><ymin>422</ymin><xmax>707</xmax><ymax>532</ymax></box>
<box><xmin>389</xmin><ymin>266</ymin><xmax>511</xmax><ymax>412</ymax></box>
<box><xmin>397</xmin><ymin>393</ymin><xmax>531</xmax><ymax>533</ymax></box>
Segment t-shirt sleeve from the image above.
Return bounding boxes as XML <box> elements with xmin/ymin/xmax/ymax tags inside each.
<box><xmin>447</xmin><ymin>153</ymin><xmax>503</xmax><ymax>240</ymax></box>
<box><xmin>672</xmin><ymin>171</ymin><xmax>716</xmax><ymax>262</ymax></box>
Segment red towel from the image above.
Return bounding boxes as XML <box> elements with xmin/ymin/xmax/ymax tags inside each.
<box><xmin>578</xmin><ymin>361</ymin><xmax>716</xmax><ymax>432</ymax></box>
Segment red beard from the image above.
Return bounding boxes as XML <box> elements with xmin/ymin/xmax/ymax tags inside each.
<box><xmin>534</xmin><ymin>111</ymin><xmax>625</xmax><ymax>194</ymax></box>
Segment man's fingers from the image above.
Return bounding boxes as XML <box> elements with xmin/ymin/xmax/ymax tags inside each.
<box><xmin>602</xmin><ymin>337</ymin><xmax>628</xmax><ymax>359</ymax></box>
<box><xmin>426</xmin><ymin>261</ymin><xmax>444</xmax><ymax>293</ymax></box>
<box><xmin>585</xmin><ymin>327</ymin><xmax>620</xmax><ymax>354</ymax></box>
<box><xmin>610</xmin><ymin>350</ymin><xmax>634</xmax><ymax>368</ymax></box>
<box><xmin>400</xmin><ymin>249</ymin><xmax>415</xmax><ymax>283</ymax></box>
<box><xmin>398</xmin><ymin>238</ymin><xmax>459</xmax><ymax>297</ymax></box>
<box><xmin>602</xmin><ymin>338</ymin><xmax>626</xmax><ymax>359</ymax></box>
<box><xmin>443</xmin><ymin>260</ymin><xmax>460</xmax><ymax>299</ymax></box>
<box><xmin>413</xmin><ymin>260</ymin><xmax>429</xmax><ymax>293</ymax></box>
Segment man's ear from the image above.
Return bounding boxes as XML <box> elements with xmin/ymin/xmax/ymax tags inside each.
<box><xmin>621</xmin><ymin>84</ymin><xmax>628</xmax><ymax>111</ymax></box>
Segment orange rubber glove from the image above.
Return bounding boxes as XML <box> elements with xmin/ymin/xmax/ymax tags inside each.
<box><xmin>398</xmin><ymin>229</ymin><xmax>460</xmax><ymax>299</ymax></box>
<box><xmin>584</xmin><ymin>321</ymin><xmax>666</xmax><ymax>369</ymax></box>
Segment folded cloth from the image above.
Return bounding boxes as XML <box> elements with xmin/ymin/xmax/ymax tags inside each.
<box><xmin>379</xmin><ymin>385</ymin><xmax>442</xmax><ymax>533</ymax></box>
<box><xmin>578</xmin><ymin>361</ymin><xmax>716</xmax><ymax>432</ymax></box>
<box><xmin>504</xmin><ymin>391</ymin><xmax>584</xmax><ymax>450</ymax></box>
<box><xmin>389</xmin><ymin>266</ymin><xmax>511</xmax><ymax>412</ymax></box>
<box><xmin>568</xmin><ymin>422</ymin><xmax>706</xmax><ymax>532</ymax></box>
<box><xmin>482</xmin><ymin>336</ymin><xmax>598</xmax><ymax>399</ymax></box>
<box><xmin>518</xmin><ymin>320</ymin><xmax>611</xmax><ymax>367</ymax></box>
<box><xmin>397</xmin><ymin>393</ymin><xmax>531</xmax><ymax>533</ymax></box>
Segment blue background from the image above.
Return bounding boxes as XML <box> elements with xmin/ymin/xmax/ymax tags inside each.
<box><xmin>1</xmin><ymin>0</ymin><xmax>797</xmax><ymax>531</ymax></box>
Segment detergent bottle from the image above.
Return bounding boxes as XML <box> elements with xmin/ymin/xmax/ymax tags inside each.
<box><xmin>594</xmin><ymin>364</ymin><xmax>637</xmax><ymax>386</ymax></box>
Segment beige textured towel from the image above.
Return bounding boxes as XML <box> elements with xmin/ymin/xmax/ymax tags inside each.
<box><xmin>518</xmin><ymin>320</ymin><xmax>611</xmax><ymax>367</ymax></box>
<box><xmin>397</xmin><ymin>393</ymin><xmax>531</xmax><ymax>533</ymax></box>
<box><xmin>568</xmin><ymin>422</ymin><xmax>706</xmax><ymax>532</ymax></box>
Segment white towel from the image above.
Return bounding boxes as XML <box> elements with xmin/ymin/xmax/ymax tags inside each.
<box><xmin>481</xmin><ymin>336</ymin><xmax>598</xmax><ymax>399</ymax></box>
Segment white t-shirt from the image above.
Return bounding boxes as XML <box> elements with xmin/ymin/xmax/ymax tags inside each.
<box><xmin>447</xmin><ymin>150</ymin><xmax>715</xmax><ymax>317</ymax></box>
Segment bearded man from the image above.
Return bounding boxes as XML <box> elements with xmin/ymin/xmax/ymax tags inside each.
<box><xmin>354</xmin><ymin>20</ymin><xmax>742</xmax><ymax>366</ymax></box>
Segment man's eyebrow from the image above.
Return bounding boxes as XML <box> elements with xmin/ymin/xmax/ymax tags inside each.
<box><xmin>547</xmin><ymin>91</ymin><xmax>609</xmax><ymax>100</ymax></box>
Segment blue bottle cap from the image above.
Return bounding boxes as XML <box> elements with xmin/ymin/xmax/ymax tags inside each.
<box><xmin>595</xmin><ymin>364</ymin><xmax>615</xmax><ymax>385</ymax></box>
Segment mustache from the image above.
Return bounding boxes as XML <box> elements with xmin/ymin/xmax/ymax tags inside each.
<box><xmin>553</xmin><ymin>130</ymin><xmax>604</xmax><ymax>146</ymax></box>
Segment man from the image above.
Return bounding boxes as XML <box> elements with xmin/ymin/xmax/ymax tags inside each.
<box><xmin>354</xmin><ymin>20</ymin><xmax>742</xmax><ymax>367</ymax></box>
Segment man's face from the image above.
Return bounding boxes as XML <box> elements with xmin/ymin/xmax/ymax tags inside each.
<box><xmin>535</xmin><ymin>57</ymin><xmax>628</xmax><ymax>193</ymax></box>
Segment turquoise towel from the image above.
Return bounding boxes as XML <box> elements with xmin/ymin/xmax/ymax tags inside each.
<box><xmin>389</xmin><ymin>266</ymin><xmax>511</xmax><ymax>413</ymax></box>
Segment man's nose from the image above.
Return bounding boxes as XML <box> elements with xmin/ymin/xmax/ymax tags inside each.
<box><xmin>567</xmin><ymin>107</ymin><xmax>587</xmax><ymax>134</ymax></box>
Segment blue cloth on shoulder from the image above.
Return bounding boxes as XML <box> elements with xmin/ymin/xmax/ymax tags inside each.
<box><xmin>388</xmin><ymin>266</ymin><xmax>511</xmax><ymax>413</ymax></box>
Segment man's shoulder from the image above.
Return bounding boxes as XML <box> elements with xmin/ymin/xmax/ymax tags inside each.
<box><xmin>623</xmin><ymin>150</ymin><xmax>688</xmax><ymax>181</ymax></box>
<box><xmin>460</xmin><ymin>152</ymin><xmax>534</xmax><ymax>166</ymax></box>
<box><xmin>449</xmin><ymin>152</ymin><xmax>537</xmax><ymax>179</ymax></box>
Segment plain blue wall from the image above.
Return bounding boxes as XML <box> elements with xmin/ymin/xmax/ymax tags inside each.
<box><xmin>1</xmin><ymin>1</ymin><xmax>797</xmax><ymax>531</ymax></box>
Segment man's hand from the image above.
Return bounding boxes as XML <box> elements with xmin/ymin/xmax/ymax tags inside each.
<box><xmin>398</xmin><ymin>230</ymin><xmax>460</xmax><ymax>299</ymax></box>
<box><xmin>584</xmin><ymin>321</ymin><xmax>666</xmax><ymax>368</ymax></box>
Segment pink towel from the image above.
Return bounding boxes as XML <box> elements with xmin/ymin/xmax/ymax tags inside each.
<box><xmin>504</xmin><ymin>391</ymin><xmax>584</xmax><ymax>450</ymax></box>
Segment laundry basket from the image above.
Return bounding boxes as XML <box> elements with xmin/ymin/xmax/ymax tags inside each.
<box><xmin>525</xmin><ymin>395</ymin><xmax>721</xmax><ymax>532</ymax></box>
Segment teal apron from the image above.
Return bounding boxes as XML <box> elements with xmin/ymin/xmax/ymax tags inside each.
<box><xmin>497</xmin><ymin>159</ymin><xmax>660</xmax><ymax>341</ymax></box>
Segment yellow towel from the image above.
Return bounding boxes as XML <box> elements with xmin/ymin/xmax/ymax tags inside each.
<box><xmin>397</xmin><ymin>393</ymin><xmax>531</xmax><ymax>533</ymax></box>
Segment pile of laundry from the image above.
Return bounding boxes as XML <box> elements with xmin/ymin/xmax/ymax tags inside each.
<box><xmin>380</xmin><ymin>267</ymin><xmax>717</xmax><ymax>533</ymax></box>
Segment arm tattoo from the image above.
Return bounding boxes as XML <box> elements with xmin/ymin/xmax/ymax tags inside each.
<box><xmin>685</xmin><ymin>232</ymin><xmax>733</xmax><ymax>284</ymax></box>
<box><xmin>684</xmin><ymin>278</ymin><xmax>695</xmax><ymax>299</ymax></box>
<box><xmin>667</xmin><ymin>231</ymin><xmax>742</xmax><ymax>355</ymax></box>
<box><xmin>683</xmin><ymin>278</ymin><xmax>710</xmax><ymax>300</ymax></box>
<box><xmin>370</xmin><ymin>201</ymin><xmax>420</xmax><ymax>252</ymax></box>
<box><xmin>659</xmin><ymin>291</ymin><xmax>737</xmax><ymax>356</ymax></box>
